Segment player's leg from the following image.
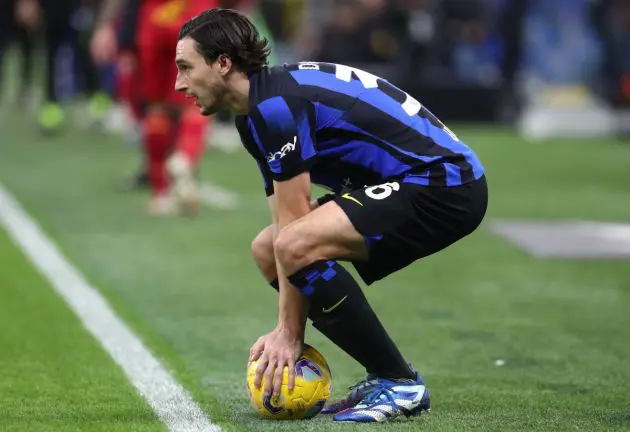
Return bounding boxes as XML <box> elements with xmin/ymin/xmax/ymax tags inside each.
<box><xmin>264</xmin><ymin>200</ymin><xmax>426</xmax><ymax>421</ymax></box>
<box><xmin>143</xmin><ymin>102</ymin><xmax>175</xmax><ymax>213</ymax></box>
<box><xmin>251</xmin><ymin>197</ymin><xmax>331</xmax><ymax>284</ymax></box>
<box><xmin>39</xmin><ymin>12</ymin><xmax>73</xmax><ymax>133</ymax></box>
<box><xmin>113</xmin><ymin>51</ymin><xmax>149</xmax><ymax>192</ymax></box>
<box><xmin>273</xmin><ymin>199</ymin><xmax>417</xmax><ymax>377</ymax></box>
<box><xmin>251</xmin><ymin>199</ymin><xmax>420</xmax><ymax>407</ymax></box>
<box><xmin>14</xmin><ymin>19</ymin><xmax>34</xmax><ymax>104</ymax></box>
<box><xmin>274</xmin><ymin>177</ymin><xmax>488</xmax><ymax>422</ymax></box>
<box><xmin>0</xmin><ymin>2</ymin><xmax>12</xmax><ymax>106</ymax></box>
<box><xmin>250</xmin><ymin>220</ymin><xmax>387</xmax><ymax>415</ymax></box>
<box><xmin>167</xmin><ymin>0</ymin><xmax>225</xmax><ymax>214</ymax></box>
<box><xmin>288</xmin><ymin>199</ymin><xmax>427</xmax><ymax>422</ymax></box>
<box><xmin>157</xmin><ymin>1</ymin><xmax>211</xmax><ymax>215</ymax></box>
<box><xmin>168</xmin><ymin>102</ymin><xmax>207</xmax><ymax>216</ymax></box>
<box><xmin>249</xmin><ymin>195</ymin><xmax>412</xmax><ymax>412</ymax></box>
<box><xmin>250</xmin><ymin>197</ymin><xmax>327</xmax><ymax>284</ymax></box>
<box><xmin>76</xmin><ymin>31</ymin><xmax>111</xmax><ymax>127</ymax></box>
<box><xmin>136</xmin><ymin>14</ymin><xmax>176</xmax><ymax>214</ymax></box>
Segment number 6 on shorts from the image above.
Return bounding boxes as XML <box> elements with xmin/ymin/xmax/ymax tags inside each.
<box><xmin>365</xmin><ymin>182</ymin><xmax>400</xmax><ymax>200</ymax></box>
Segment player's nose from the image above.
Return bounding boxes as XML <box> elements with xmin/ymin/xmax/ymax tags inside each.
<box><xmin>174</xmin><ymin>73</ymin><xmax>187</xmax><ymax>92</ymax></box>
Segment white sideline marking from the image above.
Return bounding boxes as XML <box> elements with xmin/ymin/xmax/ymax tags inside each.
<box><xmin>198</xmin><ymin>181</ymin><xmax>240</xmax><ymax>210</ymax></box>
<box><xmin>0</xmin><ymin>183</ymin><xmax>220</xmax><ymax>432</ymax></box>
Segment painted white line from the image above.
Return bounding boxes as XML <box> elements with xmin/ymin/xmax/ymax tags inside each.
<box><xmin>198</xmin><ymin>181</ymin><xmax>240</xmax><ymax>210</ymax></box>
<box><xmin>0</xmin><ymin>183</ymin><xmax>220</xmax><ymax>432</ymax></box>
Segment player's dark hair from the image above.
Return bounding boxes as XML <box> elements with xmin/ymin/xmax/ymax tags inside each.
<box><xmin>178</xmin><ymin>8</ymin><xmax>270</xmax><ymax>74</ymax></box>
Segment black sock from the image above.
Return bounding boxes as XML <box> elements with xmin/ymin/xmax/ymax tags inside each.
<box><xmin>279</xmin><ymin>260</ymin><xmax>414</xmax><ymax>380</ymax></box>
<box><xmin>269</xmin><ymin>273</ymin><xmax>413</xmax><ymax>378</ymax></box>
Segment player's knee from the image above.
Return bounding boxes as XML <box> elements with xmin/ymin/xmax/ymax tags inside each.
<box><xmin>251</xmin><ymin>225</ymin><xmax>276</xmax><ymax>282</ymax></box>
<box><xmin>274</xmin><ymin>225</ymin><xmax>312</xmax><ymax>271</ymax></box>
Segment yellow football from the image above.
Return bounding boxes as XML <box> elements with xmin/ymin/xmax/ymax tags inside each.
<box><xmin>246</xmin><ymin>344</ymin><xmax>332</xmax><ymax>420</ymax></box>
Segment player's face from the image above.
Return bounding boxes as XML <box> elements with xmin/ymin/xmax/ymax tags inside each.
<box><xmin>174</xmin><ymin>37</ymin><xmax>226</xmax><ymax>116</ymax></box>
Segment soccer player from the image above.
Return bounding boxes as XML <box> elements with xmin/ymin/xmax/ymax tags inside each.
<box><xmin>0</xmin><ymin>0</ymin><xmax>34</xmax><ymax>108</ymax></box>
<box><xmin>92</xmin><ymin>0</ymin><xmax>214</xmax><ymax>215</ymax></box>
<box><xmin>11</xmin><ymin>0</ymin><xmax>108</xmax><ymax>132</ymax></box>
<box><xmin>175</xmin><ymin>8</ymin><xmax>488</xmax><ymax>422</ymax></box>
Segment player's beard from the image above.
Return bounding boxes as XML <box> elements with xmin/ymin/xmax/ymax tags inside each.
<box><xmin>199</xmin><ymin>105</ymin><xmax>215</xmax><ymax>116</ymax></box>
<box><xmin>199</xmin><ymin>82</ymin><xmax>227</xmax><ymax>116</ymax></box>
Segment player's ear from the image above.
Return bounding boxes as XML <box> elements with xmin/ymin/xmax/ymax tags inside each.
<box><xmin>217</xmin><ymin>54</ymin><xmax>233</xmax><ymax>75</ymax></box>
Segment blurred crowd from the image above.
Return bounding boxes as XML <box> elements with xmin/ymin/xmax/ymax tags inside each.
<box><xmin>278</xmin><ymin>0</ymin><xmax>630</xmax><ymax>116</ymax></box>
<box><xmin>0</xmin><ymin>0</ymin><xmax>628</xmax><ymax>215</ymax></box>
<box><xmin>1</xmin><ymin>1</ymin><xmax>628</xmax><ymax>118</ymax></box>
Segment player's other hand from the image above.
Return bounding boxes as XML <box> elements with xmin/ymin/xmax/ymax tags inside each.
<box><xmin>91</xmin><ymin>25</ymin><xmax>118</xmax><ymax>65</ymax></box>
<box><xmin>249</xmin><ymin>328</ymin><xmax>302</xmax><ymax>397</ymax></box>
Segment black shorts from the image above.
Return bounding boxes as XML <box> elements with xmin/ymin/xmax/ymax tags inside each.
<box><xmin>329</xmin><ymin>175</ymin><xmax>488</xmax><ymax>285</ymax></box>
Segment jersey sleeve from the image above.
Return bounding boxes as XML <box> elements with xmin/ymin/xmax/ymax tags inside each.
<box><xmin>248</xmin><ymin>96</ymin><xmax>317</xmax><ymax>181</ymax></box>
<box><xmin>256</xmin><ymin>159</ymin><xmax>275</xmax><ymax>197</ymax></box>
<box><xmin>235</xmin><ymin>116</ymin><xmax>275</xmax><ymax>197</ymax></box>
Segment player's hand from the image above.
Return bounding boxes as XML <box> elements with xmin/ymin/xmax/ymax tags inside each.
<box><xmin>91</xmin><ymin>24</ymin><xmax>118</xmax><ymax>65</ymax></box>
<box><xmin>249</xmin><ymin>328</ymin><xmax>302</xmax><ymax>397</ymax></box>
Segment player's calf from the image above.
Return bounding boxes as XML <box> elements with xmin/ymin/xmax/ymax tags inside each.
<box><xmin>143</xmin><ymin>104</ymin><xmax>174</xmax><ymax>213</ymax></box>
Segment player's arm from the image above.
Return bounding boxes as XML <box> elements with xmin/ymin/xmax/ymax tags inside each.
<box><xmin>94</xmin><ymin>0</ymin><xmax>126</xmax><ymax>28</ymax></box>
<box><xmin>91</xmin><ymin>0</ymin><xmax>127</xmax><ymax>64</ymax></box>
<box><xmin>268</xmin><ymin>174</ymin><xmax>311</xmax><ymax>337</ymax></box>
<box><xmin>249</xmin><ymin>96</ymin><xmax>317</xmax><ymax>395</ymax></box>
<box><xmin>253</xmin><ymin>95</ymin><xmax>317</xmax><ymax>334</ymax></box>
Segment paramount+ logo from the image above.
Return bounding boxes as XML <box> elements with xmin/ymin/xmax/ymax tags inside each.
<box><xmin>266</xmin><ymin>136</ymin><xmax>297</xmax><ymax>163</ymax></box>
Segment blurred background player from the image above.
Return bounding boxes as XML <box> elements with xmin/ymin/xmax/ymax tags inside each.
<box><xmin>6</xmin><ymin>0</ymin><xmax>110</xmax><ymax>133</ymax></box>
<box><xmin>92</xmin><ymin>0</ymin><xmax>262</xmax><ymax>215</ymax></box>
<box><xmin>0</xmin><ymin>0</ymin><xmax>35</xmax><ymax>110</ymax></box>
<box><xmin>92</xmin><ymin>0</ymin><xmax>217</xmax><ymax>215</ymax></box>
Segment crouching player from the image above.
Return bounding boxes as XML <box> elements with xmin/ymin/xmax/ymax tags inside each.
<box><xmin>175</xmin><ymin>8</ymin><xmax>488</xmax><ymax>422</ymax></box>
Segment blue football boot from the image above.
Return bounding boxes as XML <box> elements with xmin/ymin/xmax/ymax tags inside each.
<box><xmin>321</xmin><ymin>373</ymin><xmax>380</xmax><ymax>414</ymax></box>
<box><xmin>333</xmin><ymin>371</ymin><xmax>430</xmax><ymax>423</ymax></box>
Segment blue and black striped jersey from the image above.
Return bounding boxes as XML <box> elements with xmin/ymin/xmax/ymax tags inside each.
<box><xmin>235</xmin><ymin>62</ymin><xmax>485</xmax><ymax>197</ymax></box>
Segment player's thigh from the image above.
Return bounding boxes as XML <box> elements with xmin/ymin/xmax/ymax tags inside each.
<box><xmin>258</xmin><ymin>194</ymin><xmax>344</xmax><ymax>266</ymax></box>
<box><xmin>334</xmin><ymin>177</ymin><xmax>488</xmax><ymax>284</ymax></box>
<box><xmin>277</xmin><ymin>201</ymin><xmax>370</xmax><ymax>264</ymax></box>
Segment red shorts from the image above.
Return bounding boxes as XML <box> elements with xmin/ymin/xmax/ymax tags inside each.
<box><xmin>136</xmin><ymin>0</ymin><xmax>217</xmax><ymax>104</ymax></box>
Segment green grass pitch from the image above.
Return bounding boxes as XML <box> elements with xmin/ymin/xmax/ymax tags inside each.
<box><xmin>0</xmin><ymin>106</ymin><xmax>629</xmax><ymax>431</ymax></box>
